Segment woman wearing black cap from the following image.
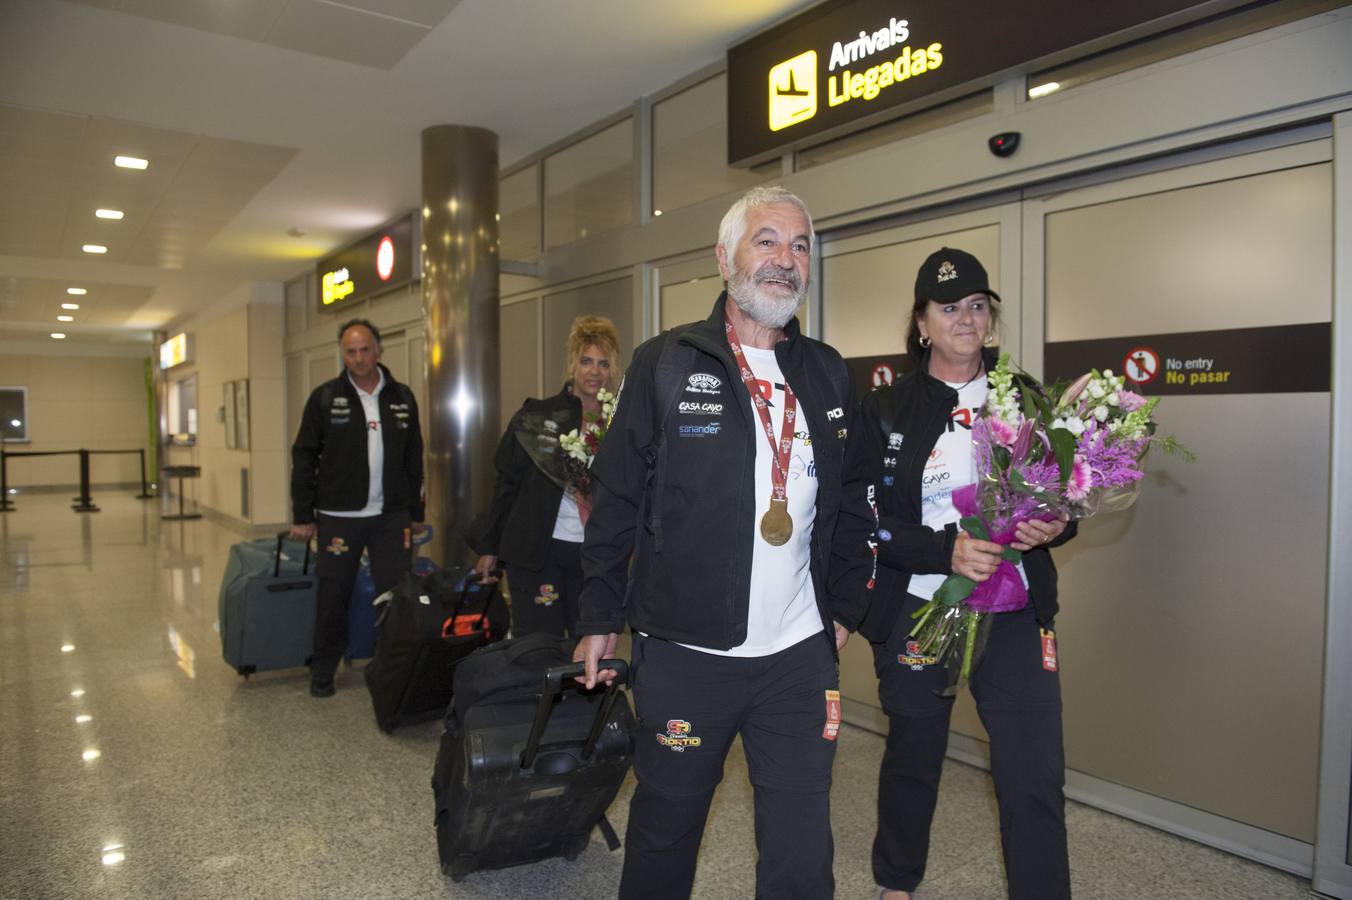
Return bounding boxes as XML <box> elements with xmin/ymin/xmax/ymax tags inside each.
<box><xmin>857</xmin><ymin>248</ymin><xmax>1075</xmax><ymax>900</ymax></box>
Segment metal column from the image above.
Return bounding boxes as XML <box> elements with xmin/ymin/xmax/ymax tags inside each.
<box><xmin>421</xmin><ymin>125</ymin><xmax>500</xmax><ymax>568</ymax></box>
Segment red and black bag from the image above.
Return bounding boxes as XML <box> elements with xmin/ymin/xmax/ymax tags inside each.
<box><xmin>363</xmin><ymin>566</ymin><xmax>507</xmax><ymax>733</ymax></box>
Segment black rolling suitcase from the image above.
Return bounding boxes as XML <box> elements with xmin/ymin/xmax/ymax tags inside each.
<box><xmin>431</xmin><ymin>633</ymin><xmax>636</xmax><ymax>882</ymax></box>
<box><xmin>363</xmin><ymin>566</ymin><xmax>507</xmax><ymax>733</ymax></box>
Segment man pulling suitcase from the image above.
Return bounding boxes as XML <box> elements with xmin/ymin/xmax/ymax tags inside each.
<box><xmin>290</xmin><ymin>318</ymin><xmax>426</xmax><ymax>697</ymax></box>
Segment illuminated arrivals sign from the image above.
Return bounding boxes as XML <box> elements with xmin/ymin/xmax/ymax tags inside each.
<box><xmin>316</xmin><ymin>214</ymin><xmax>416</xmax><ymax>312</ymax></box>
<box><xmin>728</xmin><ymin>0</ymin><xmax>1221</xmax><ymax>165</ymax></box>
<box><xmin>159</xmin><ymin>332</ymin><xmax>192</xmax><ymax>371</ymax></box>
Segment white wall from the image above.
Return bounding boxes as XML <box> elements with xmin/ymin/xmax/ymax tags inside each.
<box><xmin>0</xmin><ymin>352</ymin><xmax>150</xmax><ymax>488</ymax></box>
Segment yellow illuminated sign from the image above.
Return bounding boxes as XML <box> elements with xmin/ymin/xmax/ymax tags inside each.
<box><xmin>321</xmin><ymin>267</ymin><xmax>355</xmax><ymax>306</ymax></box>
<box><xmin>768</xmin><ymin>50</ymin><xmax>818</xmax><ymax>131</ymax></box>
<box><xmin>159</xmin><ymin>333</ymin><xmax>189</xmax><ymax>370</ymax></box>
<box><xmin>828</xmin><ymin>42</ymin><xmax>943</xmax><ymax>109</ymax></box>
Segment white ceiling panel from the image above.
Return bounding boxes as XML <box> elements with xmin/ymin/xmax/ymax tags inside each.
<box><xmin>110</xmin><ymin>0</ymin><xmax>285</xmax><ymax>42</ymax></box>
<box><xmin>0</xmin><ymin>0</ymin><xmax>822</xmax><ymax>351</ymax></box>
<box><xmin>263</xmin><ymin>0</ymin><xmax>431</xmax><ymax>70</ymax></box>
<box><xmin>328</xmin><ymin>0</ymin><xmax>463</xmax><ymax>29</ymax></box>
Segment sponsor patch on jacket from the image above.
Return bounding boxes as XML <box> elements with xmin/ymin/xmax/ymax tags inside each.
<box><xmin>534</xmin><ymin>584</ymin><xmax>559</xmax><ymax>607</ymax></box>
<box><xmin>543</xmin><ymin>419</ymin><xmax>559</xmax><ymax>434</ymax></box>
<box><xmin>332</xmin><ymin>397</ymin><xmax>349</xmax><ymax>407</ymax></box>
<box><xmin>685</xmin><ymin>373</ymin><xmax>722</xmax><ymax>395</ymax></box>
<box><xmin>678</xmin><ymin>422</ymin><xmax>721</xmax><ymax>437</ymax></box>
<box><xmin>657</xmin><ymin>719</ymin><xmax>701</xmax><ymax>751</ymax></box>
<box><xmin>826</xmin><ymin>406</ymin><xmax>844</xmax><ymax>420</ymax></box>
<box><xmin>899</xmin><ymin>639</ymin><xmax>938</xmax><ymax>670</ymax></box>
<box><xmin>888</xmin><ymin>432</ymin><xmax>903</xmax><ymax>450</ymax></box>
<box><xmin>823</xmin><ymin>690</ymin><xmax>842</xmax><ymax>740</ymax></box>
<box><xmin>678</xmin><ymin>401</ymin><xmax>722</xmax><ymax>416</ymax></box>
<box><xmin>326</xmin><ymin>537</ymin><xmax>350</xmax><ymax>556</ymax></box>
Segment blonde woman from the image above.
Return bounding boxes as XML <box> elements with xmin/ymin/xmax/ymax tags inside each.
<box><xmin>465</xmin><ymin>315</ymin><xmax>621</xmax><ymax>637</ymax></box>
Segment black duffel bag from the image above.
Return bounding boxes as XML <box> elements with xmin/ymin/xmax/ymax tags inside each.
<box><xmin>364</xmin><ymin>566</ymin><xmax>507</xmax><ymax>733</ymax></box>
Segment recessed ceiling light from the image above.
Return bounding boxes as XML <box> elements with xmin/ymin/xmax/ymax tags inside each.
<box><xmin>95</xmin><ymin>209</ymin><xmax>124</xmax><ymax>220</ymax></box>
<box><xmin>114</xmin><ymin>155</ymin><xmax>148</xmax><ymax>170</ymax></box>
<box><xmin>653</xmin><ymin>209</ymin><xmax>663</xmax><ymax>216</ymax></box>
<box><xmin>76</xmin><ymin>714</ymin><xmax>92</xmax><ymax>724</ymax></box>
<box><xmin>51</xmin><ymin>333</ymin><xmax>67</xmax><ymax>339</ymax></box>
<box><xmin>82</xmin><ymin>244</ymin><xmax>107</xmax><ymax>254</ymax></box>
<box><xmin>83</xmin><ymin>749</ymin><xmax>101</xmax><ymax>761</ymax></box>
<box><xmin>1028</xmin><ymin>81</ymin><xmax>1061</xmax><ymax>99</ymax></box>
<box><xmin>102</xmin><ymin>849</ymin><xmax>126</xmax><ymax>866</ymax></box>
<box><xmin>71</xmin><ymin>689</ymin><xmax>86</xmax><ymax>698</ymax></box>
<box><xmin>61</xmin><ymin>643</ymin><xmax>75</xmax><ymax>652</ymax></box>
<box><xmin>62</xmin><ymin>303</ymin><xmax>80</xmax><ymax>310</ymax></box>
<box><xmin>67</xmin><ymin>287</ymin><xmax>87</xmax><ymax>295</ymax></box>
<box><xmin>57</xmin><ymin>315</ymin><xmax>74</xmax><ymax>322</ymax></box>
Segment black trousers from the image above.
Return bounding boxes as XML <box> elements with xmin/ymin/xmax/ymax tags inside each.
<box><xmin>620</xmin><ymin>632</ymin><xmax>840</xmax><ymax>900</ymax></box>
<box><xmin>504</xmin><ymin>538</ymin><xmax>583</xmax><ymax>638</ymax></box>
<box><xmin>312</xmin><ymin>510</ymin><xmax>411</xmax><ymax>678</ymax></box>
<box><xmin>871</xmin><ymin>593</ymin><xmax>1069</xmax><ymax>900</ymax></box>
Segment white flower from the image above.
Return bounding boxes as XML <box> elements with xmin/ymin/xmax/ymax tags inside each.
<box><xmin>1087</xmin><ymin>380</ymin><xmax>1106</xmax><ymax>400</ymax></box>
<box><xmin>1093</xmin><ymin>405</ymin><xmax>1109</xmax><ymax>422</ymax></box>
<box><xmin>1106</xmin><ymin>392</ymin><xmax>1120</xmax><ymax>407</ymax></box>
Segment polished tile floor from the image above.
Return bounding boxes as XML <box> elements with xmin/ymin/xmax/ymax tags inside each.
<box><xmin>0</xmin><ymin>492</ymin><xmax>1318</xmax><ymax>899</ymax></box>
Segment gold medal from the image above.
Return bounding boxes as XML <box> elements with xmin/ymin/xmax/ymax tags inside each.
<box><xmin>759</xmin><ymin>497</ymin><xmax>794</xmax><ymax>546</ymax></box>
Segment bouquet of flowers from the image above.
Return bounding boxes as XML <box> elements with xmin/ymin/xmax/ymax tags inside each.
<box><xmin>556</xmin><ymin>387</ymin><xmax>615</xmax><ymax>525</ymax></box>
<box><xmin>909</xmin><ymin>354</ymin><xmax>1191</xmax><ymax>694</ymax></box>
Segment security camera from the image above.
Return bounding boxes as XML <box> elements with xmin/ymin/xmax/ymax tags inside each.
<box><xmin>988</xmin><ymin>132</ymin><xmax>1020</xmax><ymax>158</ymax></box>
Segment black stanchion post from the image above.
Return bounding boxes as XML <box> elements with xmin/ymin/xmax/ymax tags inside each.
<box><xmin>72</xmin><ymin>449</ymin><xmax>100</xmax><ymax>513</ymax></box>
<box><xmin>0</xmin><ymin>448</ymin><xmax>13</xmax><ymax>512</ymax></box>
<box><xmin>135</xmin><ymin>448</ymin><xmax>153</xmax><ymax>499</ymax></box>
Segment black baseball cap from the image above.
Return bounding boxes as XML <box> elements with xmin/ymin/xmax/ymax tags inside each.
<box><xmin>914</xmin><ymin>247</ymin><xmax>1002</xmax><ymax>305</ymax></box>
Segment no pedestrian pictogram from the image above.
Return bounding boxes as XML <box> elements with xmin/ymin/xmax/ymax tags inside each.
<box><xmin>1124</xmin><ymin>347</ymin><xmax>1159</xmax><ymax>385</ymax></box>
<box><xmin>872</xmin><ymin>364</ymin><xmax>895</xmax><ymax>387</ymax></box>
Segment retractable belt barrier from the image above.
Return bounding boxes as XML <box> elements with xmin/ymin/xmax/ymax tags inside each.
<box><xmin>0</xmin><ymin>447</ymin><xmax>155</xmax><ymax>514</ymax></box>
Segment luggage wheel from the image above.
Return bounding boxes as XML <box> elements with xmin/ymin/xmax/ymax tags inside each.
<box><xmin>237</xmin><ymin>665</ymin><xmax>256</xmax><ymax>679</ymax></box>
<box><xmin>563</xmin><ymin>833</ymin><xmax>589</xmax><ymax>861</ymax></box>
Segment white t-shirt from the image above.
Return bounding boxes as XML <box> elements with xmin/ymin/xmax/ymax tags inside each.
<box><xmin>552</xmin><ymin>491</ymin><xmax>585</xmax><ymax>542</ymax></box>
<box><xmin>908</xmin><ymin>377</ymin><xmax>1027</xmax><ymax>600</ymax></box>
<box><xmin>318</xmin><ymin>370</ymin><xmax>385</xmax><ymax>518</ymax></box>
<box><xmin>685</xmin><ymin>345</ymin><xmax>823</xmax><ymax>657</ymax></box>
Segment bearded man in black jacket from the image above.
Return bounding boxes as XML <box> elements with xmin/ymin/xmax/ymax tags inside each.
<box><xmin>574</xmin><ymin>187</ymin><xmax>876</xmax><ymax>900</ymax></box>
<box><xmin>290</xmin><ymin>319</ymin><xmax>425</xmax><ymax>698</ymax></box>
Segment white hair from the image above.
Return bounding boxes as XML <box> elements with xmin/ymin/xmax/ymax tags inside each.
<box><xmin>717</xmin><ymin>186</ymin><xmax>815</xmax><ymax>258</ymax></box>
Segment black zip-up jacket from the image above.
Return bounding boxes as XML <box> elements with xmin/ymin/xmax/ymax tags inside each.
<box><xmin>576</xmin><ymin>293</ymin><xmax>876</xmax><ymax>651</ymax></box>
<box><xmin>290</xmin><ymin>364</ymin><xmax>425</xmax><ymax>524</ymax></box>
<box><xmin>465</xmin><ymin>384</ymin><xmax>582</xmax><ymax>569</ymax></box>
<box><xmin>855</xmin><ymin>348</ymin><xmax>1075</xmax><ymax>642</ymax></box>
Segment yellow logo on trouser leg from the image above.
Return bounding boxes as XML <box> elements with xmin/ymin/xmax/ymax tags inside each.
<box><xmin>768</xmin><ymin>50</ymin><xmax>818</xmax><ymax>131</ymax></box>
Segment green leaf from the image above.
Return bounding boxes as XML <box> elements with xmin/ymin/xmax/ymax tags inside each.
<box><xmin>933</xmin><ymin>574</ymin><xmax>976</xmax><ymax>608</ymax></box>
<box><xmin>1021</xmin><ymin>388</ymin><xmax>1038</xmax><ymax>420</ymax></box>
<box><xmin>992</xmin><ymin>446</ymin><xmax>1011</xmax><ymax>472</ymax></box>
<box><xmin>1001</xmin><ymin>546</ymin><xmax>1022</xmax><ymax>563</ymax></box>
<box><xmin>1048</xmin><ymin>427</ymin><xmax>1077</xmax><ymax>484</ymax></box>
<box><xmin>959</xmin><ymin>515</ymin><xmax>987</xmax><ymax>540</ymax></box>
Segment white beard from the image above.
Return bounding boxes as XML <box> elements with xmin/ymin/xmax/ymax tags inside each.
<box><xmin>727</xmin><ymin>263</ymin><xmax>806</xmax><ymax>329</ymax></box>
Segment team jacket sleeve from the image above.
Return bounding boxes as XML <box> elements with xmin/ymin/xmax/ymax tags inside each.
<box><xmin>827</xmin><ymin>388</ymin><xmax>881</xmax><ymax>632</ymax></box>
<box><xmin>405</xmin><ymin>389</ymin><xmax>426</xmax><ymax>522</ymax></box>
<box><xmin>464</xmin><ymin>404</ymin><xmax>530</xmax><ymax>556</ymax></box>
<box><xmin>290</xmin><ymin>389</ymin><xmax>325</xmax><ymax>525</ymax></box>
<box><xmin>575</xmin><ymin>344</ymin><xmax>658</xmax><ymax>637</ymax></box>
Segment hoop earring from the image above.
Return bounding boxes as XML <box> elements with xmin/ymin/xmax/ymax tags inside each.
<box><xmin>983</xmin><ymin>332</ymin><xmax>995</xmax><ymax>345</ymax></box>
<box><xmin>919</xmin><ymin>335</ymin><xmax>932</xmax><ymax>348</ymax></box>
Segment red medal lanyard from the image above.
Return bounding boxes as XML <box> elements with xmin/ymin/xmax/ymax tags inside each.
<box><xmin>725</xmin><ymin>315</ymin><xmax>796</xmax><ymax>505</ymax></box>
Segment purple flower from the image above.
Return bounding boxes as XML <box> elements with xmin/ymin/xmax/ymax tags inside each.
<box><xmin>1118</xmin><ymin>390</ymin><xmax>1147</xmax><ymax>412</ymax></box>
<box><xmin>1066</xmin><ymin>455</ymin><xmax>1092</xmax><ymax>501</ymax></box>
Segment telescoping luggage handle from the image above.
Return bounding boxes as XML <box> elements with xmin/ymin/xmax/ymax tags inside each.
<box><xmin>520</xmin><ymin>659</ymin><xmax>629</xmax><ymax>771</ymax></box>
<box><xmin>273</xmin><ymin>531</ymin><xmax>312</xmax><ymax>577</ymax></box>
